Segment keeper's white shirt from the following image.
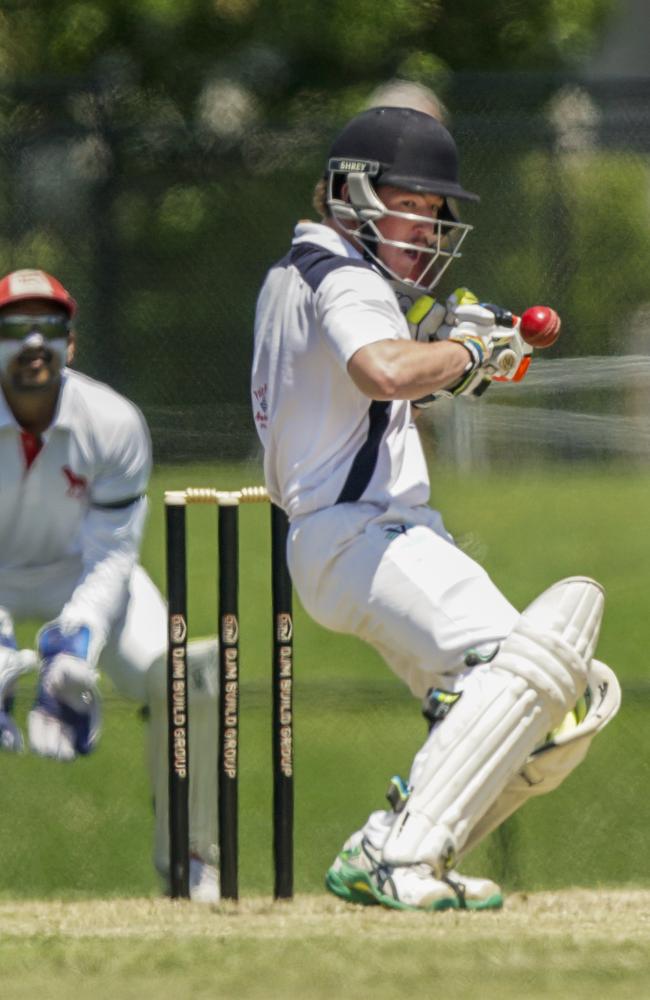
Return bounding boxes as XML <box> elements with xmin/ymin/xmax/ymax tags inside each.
<box><xmin>251</xmin><ymin>221</ymin><xmax>430</xmax><ymax>519</ymax></box>
<box><xmin>0</xmin><ymin>368</ymin><xmax>151</xmax><ymax>654</ymax></box>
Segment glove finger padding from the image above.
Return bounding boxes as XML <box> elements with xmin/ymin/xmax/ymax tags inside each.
<box><xmin>42</xmin><ymin>653</ymin><xmax>99</xmax><ymax>714</ymax></box>
<box><xmin>406</xmin><ymin>295</ymin><xmax>447</xmax><ymax>344</ymax></box>
<box><xmin>28</xmin><ymin>678</ymin><xmax>100</xmax><ymax>759</ymax></box>
<box><xmin>447</xmin><ymin>301</ymin><xmax>502</xmax><ymax>331</ymax></box>
<box><xmin>405</xmin><ymin>288</ymin><xmax>483</xmax><ymax>345</ymax></box>
<box><xmin>30</xmin><ymin>622</ymin><xmax>101</xmax><ymax>761</ymax></box>
<box><xmin>27</xmin><ymin>708</ymin><xmax>77</xmax><ymax>762</ymax></box>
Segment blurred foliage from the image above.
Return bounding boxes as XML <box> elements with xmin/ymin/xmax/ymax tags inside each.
<box><xmin>1</xmin><ymin>0</ymin><xmax>645</xmax><ymax>464</ymax></box>
<box><xmin>434</xmin><ymin>0</ymin><xmax>616</xmax><ymax>72</ymax></box>
<box><xmin>0</xmin><ymin>1</ymin><xmax>616</xmax><ymax>116</ymax></box>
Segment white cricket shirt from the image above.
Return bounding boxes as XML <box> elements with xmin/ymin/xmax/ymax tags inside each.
<box><xmin>0</xmin><ymin>368</ymin><xmax>151</xmax><ymax>648</ymax></box>
<box><xmin>251</xmin><ymin>221</ymin><xmax>430</xmax><ymax>518</ymax></box>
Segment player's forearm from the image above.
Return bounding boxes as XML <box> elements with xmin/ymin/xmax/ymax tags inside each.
<box><xmin>60</xmin><ymin>499</ymin><xmax>148</xmax><ymax>660</ymax></box>
<box><xmin>347</xmin><ymin>339</ymin><xmax>470</xmax><ymax>401</ymax></box>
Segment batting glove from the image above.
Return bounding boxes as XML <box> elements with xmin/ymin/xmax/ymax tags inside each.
<box><xmin>406</xmin><ymin>294</ymin><xmax>448</xmax><ymax>344</ymax></box>
<box><xmin>415</xmin><ymin>290</ymin><xmax>532</xmax><ymax>404</ymax></box>
<box><xmin>406</xmin><ymin>288</ymin><xmax>491</xmax><ymax>406</ymax></box>
<box><xmin>0</xmin><ymin>607</ymin><xmax>37</xmax><ymax>752</ymax></box>
<box><xmin>28</xmin><ymin>622</ymin><xmax>101</xmax><ymax>762</ymax></box>
<box><xmin>446</xmin><ymin>290</ymin><xmax>532</xmax><ymax>381</ymax></box>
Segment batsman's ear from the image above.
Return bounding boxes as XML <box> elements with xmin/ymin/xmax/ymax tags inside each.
<box><xmin>67</xmin><ymin>328</ymin><xmax>76</xmax><ymax>365</ymax></box>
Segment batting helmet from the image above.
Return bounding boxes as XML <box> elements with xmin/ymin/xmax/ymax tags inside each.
<box><xmin>325</xmin><ymin>107</ymin><xmax>478</xmax><ymax>292</ymax></box>
<box><xmin>327</xmin><ymin>106</ymin><xmax>478</xmax><ymax>205</ymax></box>
<box><xmin>0</xmin><ymin>269</ymin><xmax>77</xmax><ymax>317</ymax></box>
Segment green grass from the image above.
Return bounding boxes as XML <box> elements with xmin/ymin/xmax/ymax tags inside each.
<box><xmin>2</xmin><ymin>892</ymin><xmax>650</xmax><ymax>999</ymax></box>
<box><xmin>2</xmin><ymin>459</ymin><xmax>649</xmax><ymax>904</ymax></box>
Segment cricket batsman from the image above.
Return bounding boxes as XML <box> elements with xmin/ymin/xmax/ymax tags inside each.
<box><xmin>251</xmin><ymin>106</ymin><xmax>621</xmax><ymax>910</ymax></box>
<box><xmin>0</xmin><ymin>268</ymin><xmax>219</xmax><ymax>902</ymax></box>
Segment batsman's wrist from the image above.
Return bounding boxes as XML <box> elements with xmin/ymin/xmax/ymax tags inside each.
<box><xmin>448</xmin><ymin>334</ymin><xmax>487</xmax><ymax>372</ymax></box>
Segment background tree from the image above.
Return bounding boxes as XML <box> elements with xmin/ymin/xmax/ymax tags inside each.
<box><xmin>1</xmin><ymin>0</ymin><xmax>642</xmax><ymax>465</ymax></box>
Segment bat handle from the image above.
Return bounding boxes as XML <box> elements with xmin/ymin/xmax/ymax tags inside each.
<box><xmin>480</xmin><ymin>303</ymin><xmax>517</xmax><ymax>328</ymax></box>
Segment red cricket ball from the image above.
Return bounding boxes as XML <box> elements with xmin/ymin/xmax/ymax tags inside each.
<box><xmin>519</xmin><ymin>306</ymin><xmax>561</xmax><ymax>348</ymax></box>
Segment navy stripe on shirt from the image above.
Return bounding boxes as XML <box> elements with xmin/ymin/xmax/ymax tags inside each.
<box><xmin>336</xmin><ymin>400</ymin><xmax>391</xmax><ymax>504</ymax></box>
<box><xmin>286</xmin><ymin>241</ymin><xmax>373</xmax><ymax>292</ymax></box>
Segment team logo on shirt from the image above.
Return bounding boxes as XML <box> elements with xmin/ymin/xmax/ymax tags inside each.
<box><xmin>62</xmin><ymin>466</ymin><xmax>88</xmax><ymax>499</ymax></box>
<box><xmin>253</xmin><ymin>382</ymin><xmax>268</xmax><ymax>431</ymax></box>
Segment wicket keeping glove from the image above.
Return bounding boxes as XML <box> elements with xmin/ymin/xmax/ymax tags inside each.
<box><xmin>28</xmin><ymin>621</ymin><xmax>101</xmax><ymax>762</ymax></box>
<box><xmin>0</xmin><ymin>608</ymin><xmax>37</xmax><ymax>752</ymax></box>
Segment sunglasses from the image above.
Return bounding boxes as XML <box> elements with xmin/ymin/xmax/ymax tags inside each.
<box><xmin>0</xmin><ymin>314</ymin><xmax>72</xmax><ymax>341</ymax></box>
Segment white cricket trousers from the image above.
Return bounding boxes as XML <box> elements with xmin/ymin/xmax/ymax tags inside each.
<box><xmin>288</xmin><ymin>501</ymin><xmax>519</xmax><ymax>697</ymax></box>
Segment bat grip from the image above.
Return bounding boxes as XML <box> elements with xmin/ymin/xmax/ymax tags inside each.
<box><xmin>480</xmin><ymin>303</ymin><xmax>516</xmax><ymax>328</ymax></box>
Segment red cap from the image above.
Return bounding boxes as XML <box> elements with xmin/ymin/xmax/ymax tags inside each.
<box><xmin>0</xmin><ymin>269</ymin><xmax>77</xmax><ymax>317</ymax></box>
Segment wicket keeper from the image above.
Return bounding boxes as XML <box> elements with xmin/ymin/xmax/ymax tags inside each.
<box><xmin>0</xmin><ymin>269</ymin><xmax>219</xmax><ymax>902</ymax></box>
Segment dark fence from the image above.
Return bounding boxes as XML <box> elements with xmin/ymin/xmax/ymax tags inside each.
<box><xmin>2</xmin><ymin>72</ymin><xmax>650</xmax><ymax>462</ymax></box>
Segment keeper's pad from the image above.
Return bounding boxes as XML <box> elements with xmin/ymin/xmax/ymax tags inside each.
<box><xmin>382</xmin><ymin>577</ymin><xmax>604</xmax><ymax>874</ymax></box>
<box><xmin>459</xmin><ymin>658</ymin><xmax>621</xmax><ymax>856</ymax></box>
<box><xmin>146</xmin><ymin>638</ymin><xmax>219</xmax><ymax>874</ymax></box>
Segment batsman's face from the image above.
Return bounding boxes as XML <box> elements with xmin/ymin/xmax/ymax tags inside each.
<box><xmin>0</xmin><ymin>299</ymin><xmax>72</xmax><ymax>393</ymax></box>
<box><xmin>374</xmin><ymin>186</ymin><xmax>445</xmax><ymax>284</ymax></box>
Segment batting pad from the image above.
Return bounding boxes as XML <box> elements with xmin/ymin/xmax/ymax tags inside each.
<box><xmin>382</xmin><ymin>577</ymin><xmax>604</xmax><ymax>872</ymax></box>
<box><xmin>147</xmin><ymin>638</ymin><xmax>219</xmax><ymax>874</ymax></box>
<box><xmin>459</xmin><ymin>658</ymin><xmax>621</xmax><ymax>857</ymax></box>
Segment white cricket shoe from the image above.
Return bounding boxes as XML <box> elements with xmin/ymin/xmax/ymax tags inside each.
<box><xmin>189</xmin><ymin>858</ymin><xmax>220</xmax><ymax>904</ymax></box>
<box><xmin>326</xmin><ymin>834</ymin><xmax>502</xmax><ymax>912</ymax></box>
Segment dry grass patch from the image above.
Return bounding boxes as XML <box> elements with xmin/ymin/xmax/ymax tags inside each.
<box><xmin>1</xmin><ymin>888</ymin><xmax>649</xmax><ymax>941</ymax></box>
<box><xmin>2</xmin><ymin>891</ymin><xmax>649</xmax><ymax>1000</ymax></box>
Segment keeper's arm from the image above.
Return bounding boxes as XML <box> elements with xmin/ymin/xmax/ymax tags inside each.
<box><xmin>58</xmin><ymin>407</ymin><xmax>152</xmax><ymax>665</ymax></box>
